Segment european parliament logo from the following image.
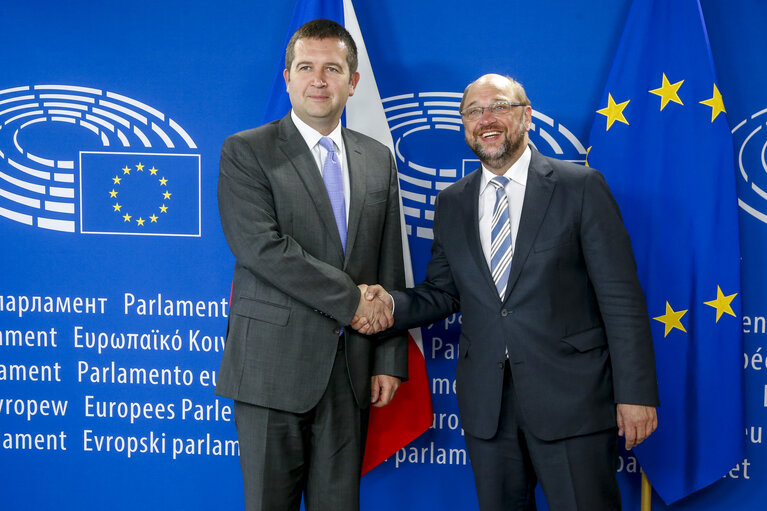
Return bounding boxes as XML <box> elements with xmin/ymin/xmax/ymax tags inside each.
<box><xmin>0</xmin><ymin>84</ymin><xmax>200</xmax><ymax>236</ymax></box>
<box><xmin>383</xmin><ymin>92</ymin><xmax>586</xmax><ymax>241</ymax></box>
<box><xmin>733</xmin><ymin>107</ymin><xmax>767</xmax><ymax>225</ymax></box>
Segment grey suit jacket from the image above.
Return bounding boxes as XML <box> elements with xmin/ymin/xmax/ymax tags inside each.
<box><xmin>216</xmin><ymin>114</ymin><xmax>408</xmax><ymax>413</ymax></box>
<box><xmin>391</xmin><ymin>148</ymin><xmax>658</xmax><ymax>441</ymax></box>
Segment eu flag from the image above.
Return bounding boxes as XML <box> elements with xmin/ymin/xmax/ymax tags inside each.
<box><xmin>80</xmin><ymin>152</ymin><xmax>201</xmax><ymax>236</ymax></box>
<box><xmin>587</xmin><ymin>0</ymin><xmax>743</xmax><ymax>504</ymax></box>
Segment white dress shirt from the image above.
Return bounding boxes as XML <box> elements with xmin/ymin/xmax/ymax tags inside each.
<box><xmin>291</xmin><ymin>110</ymin><xmax>351</xmax><ymax>221</ymax></box>
<box><xmin>478</xmin><ymin>146</ymin><xmax>530</xmax><ymax>271</ymax></box>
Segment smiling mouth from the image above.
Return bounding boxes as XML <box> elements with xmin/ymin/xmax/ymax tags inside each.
<box><xmin>307</xmin><ymin>91</ymin><xmax>330</xmax><ymax>99</ymax></box>
<box><xmin>480</xmin><ymin>130</ymin><xmax>502</xmax><ymax>139</ymax></box>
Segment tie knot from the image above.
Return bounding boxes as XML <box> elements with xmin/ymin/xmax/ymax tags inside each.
<box><xmin>319</xmin><ymin>136</ymin><xmax>336</xmax><ymax>153</ymax></box>
<box><xmin>490</xmin><ymin>176</ymin><xmax>509</xmax><ymax>190</ymax></box>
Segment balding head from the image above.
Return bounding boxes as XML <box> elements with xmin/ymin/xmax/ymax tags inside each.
<box><xmin>459</xmin><ymin>73</ymin><xmax>533</xmax><ymax>174</ymax></box>
<box><xmin>460</xmin><ymin>74</ymin><xmax>531</xmax><ymax>113</ymax></box>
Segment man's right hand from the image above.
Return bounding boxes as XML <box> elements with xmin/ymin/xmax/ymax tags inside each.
<box><xmin>351</xmin><ymin>284</ymin><xmax>394</xmax><ymax>334</ymax></box>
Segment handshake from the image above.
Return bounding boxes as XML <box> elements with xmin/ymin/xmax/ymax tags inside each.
<box><xmin>351</xmin><ymin>284</ymin><xmax>393</xmax><ymax>335</ymax></box>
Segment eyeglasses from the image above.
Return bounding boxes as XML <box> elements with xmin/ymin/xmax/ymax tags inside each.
<box><xmin>460</xmin><ymin>101</ymin><xmax>526</xmax><ymax>121</ymax></box>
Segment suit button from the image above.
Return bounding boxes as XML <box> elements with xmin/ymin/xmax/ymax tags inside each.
<box><xmin>333</xmin><ymin>327</ymin><xmax>341</xmax><ymax>335</ymax></box>
<box><xmin>498</xmin><ymin>362</ymin><xmax>504</xmax><ymax>369</ymax></box>
<box><xmin>501</xmin><ymin>309</ymin><xmax>508</xmax><ymax>317</ymax></box>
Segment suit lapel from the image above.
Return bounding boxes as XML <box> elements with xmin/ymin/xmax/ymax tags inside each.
<box><xmin>277</xmin><ymin>115</ymin><xmax>345</xmax><ymax>258</ymax></box>
<box><xmin>504</xmin><ymin>149</ymin><xmax>556</xmax><ymax>300</ymax></box>
<box><xmin>342</xmin><ymin>128</ymin><xmax>366</xmax><ymax>268</ymax></box>
<box><xmin>462</xmin><ymin>171</ymin><xmax>500</xmax><ymax>298</ymax></box>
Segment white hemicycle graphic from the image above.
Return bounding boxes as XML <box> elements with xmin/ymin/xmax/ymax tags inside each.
<box><xmin>0</xmin><ymin>84</ymin><xmax>197</xmax><ymax>233</ymax></box>
<box><xmin>732</xmin><ymin>107</ymin><xmax>767</xmax><ymax>225</ymax></box>
<box><xmin>383</xmin><ymin>92</ymin><xmax>587</xmax><ymax>240</ymax></box>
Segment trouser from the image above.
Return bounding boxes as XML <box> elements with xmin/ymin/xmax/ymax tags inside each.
<box><xmin>464</xmin><ymin>360</ymin><xmax>621</xmax><ymax>511</ymax></box>
<box><xmin>234</xmin><ymin>346</ymin><xmax>367</xmax><ymax>511</ymax></box>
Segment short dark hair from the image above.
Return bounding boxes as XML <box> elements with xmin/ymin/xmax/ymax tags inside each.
<box><xmin>285</xmin><ymin>19</ymin><xmax>358</xmax><ymax>76</ymax></box>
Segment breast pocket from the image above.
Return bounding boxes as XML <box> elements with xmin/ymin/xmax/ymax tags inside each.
<box><xmin>365</xmin><ymin>189</ymin><xmax>388</xmax><ymax>207</ymax></box>
<box><xmin>533</xmin><ymin>230</ymin><xmax>575</xmax><ymax>253</ymax></box>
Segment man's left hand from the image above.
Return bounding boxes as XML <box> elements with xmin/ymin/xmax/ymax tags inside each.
<box><xmin>370</xmin><ymin>375</ymin><xmax>401</xmax><ymax>407</ymax></box>
<box><xmin>616</xmin><ymin>403</ymin><xmax>658</xmax><ymax>450</ymax></box>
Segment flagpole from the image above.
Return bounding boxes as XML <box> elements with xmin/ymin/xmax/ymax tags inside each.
<box><xmin>641</xmin><ymin>470</ymin><xmax>652</xmax><ymax>511</ymax></box>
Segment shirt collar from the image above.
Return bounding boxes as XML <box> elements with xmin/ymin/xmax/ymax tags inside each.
<box><xmin>480</xmin><ymin>145</ymin><xmax>531</xmax><ymax>193</ymax></box>
<box><xmin>291</xmin><ymin>110</ymin><xmax>344</xmax><ymax>152</ymax></box>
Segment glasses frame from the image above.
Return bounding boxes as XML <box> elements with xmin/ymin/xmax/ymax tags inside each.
<box><xmin>460</xmin><ymin>100</ymin><xmax>526</xmax><ymax>121</ymax></box>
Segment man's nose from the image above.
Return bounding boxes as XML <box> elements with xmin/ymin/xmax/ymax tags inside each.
<box><xmin>310</xmin><ymin>72</ymin><xmax>327</xmax><ymax>87</ymax></box>
<box><xmin>478</xmin><ymin>107</ymin><xmax>495</xmax><ymax>123</ymax></box>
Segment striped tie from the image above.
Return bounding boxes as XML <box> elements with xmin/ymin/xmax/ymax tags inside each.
<box><xmin>489</xmin><ymin>176</ymin><xmax>512</xmax><ymax>299</ymax></box>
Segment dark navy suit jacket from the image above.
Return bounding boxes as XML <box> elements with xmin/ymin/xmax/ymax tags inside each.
<box><xmin>392</xmin><ymin>148</ymin><xmax>659</xmax><ymax>440</ymax></box>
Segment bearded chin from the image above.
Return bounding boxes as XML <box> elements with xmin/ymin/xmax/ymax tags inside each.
<box><xmin>472</xmin><ymin>139</ymin><xmax>508</xmax><ymax>165</ymax></box>
<box><xmin>470</xmin><ymin>127</ymin><xmax>526</xmax><ymax>170</ymax></box>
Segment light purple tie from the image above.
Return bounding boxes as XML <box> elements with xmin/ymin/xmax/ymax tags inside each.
<box><xmin>319</xmin><ymin>136</ymin><xmax>347</xmax><ymax>252</ymax></box>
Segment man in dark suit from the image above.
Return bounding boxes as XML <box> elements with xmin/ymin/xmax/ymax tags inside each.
<box><xmin>216</xmin><ymin>19</ymin><xmax>407</xmax><ymax>511</ymax></box>
<box><xmin>357</xmin><ymin>74</ymin><xmax>659</xmax><ymax>510</ymax></box>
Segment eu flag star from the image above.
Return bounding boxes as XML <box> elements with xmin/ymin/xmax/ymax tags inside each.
<box><xmin>649</xmin><ymin>73</ymin><xmax>684</xmax><ymax>110</ymax></box>
<box><xmin>653</xmin><ymin>301</ymin><xmax>688</xmax><ymax>337</ymax></box>
<box><xmin>703</xmin><ymin>286</ymin><xmax>737</xmax><ymax>322</ymax></box>
<box><xmin>596</xmin><ymin>93</ymin><xmax>630</xmax><ymax>131</ymax></box>
<box><xmin>700</xmin><ymin>84</ymin><xmax>726</xmax><ymax>122</ymax></box>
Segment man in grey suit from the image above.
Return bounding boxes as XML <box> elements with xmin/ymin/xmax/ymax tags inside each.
<box><xmin>358</xmin><ymin>74</ymin><xmax>659</xmax><ymax>510</ymax></box>
<box><xmin>216</xmin><ymin>19</ymin><xmax>407</xmax><ymax>511</ymax></box>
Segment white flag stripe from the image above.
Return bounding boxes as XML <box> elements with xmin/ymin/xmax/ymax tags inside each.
<box><xmin>343</xmin><ymin>0</ymin><xmax>414</xmax><ymax>289</ymax></box>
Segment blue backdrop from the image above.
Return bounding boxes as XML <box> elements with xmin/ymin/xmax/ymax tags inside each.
<box><xmin>1</xmin><ymin>1</ymin><xmax>765</xmax><ymax>509</ymax></box>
